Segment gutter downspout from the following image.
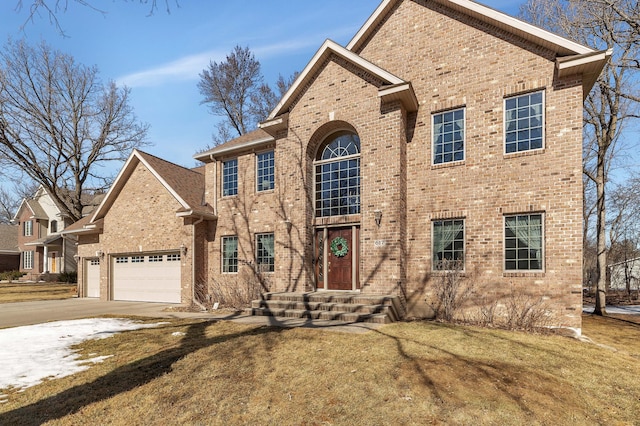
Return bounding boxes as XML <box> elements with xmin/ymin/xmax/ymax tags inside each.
<box><xmin>191</xmin><ymin>215</ymin><xmax>207</xmax><ymax>311</ymax></box>
<box><xmin>210</xmin><ymin>154</ymin><xmax>217</xmax><ymax>216</ymax></box>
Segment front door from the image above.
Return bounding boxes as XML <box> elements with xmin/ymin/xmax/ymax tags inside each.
<box><xmin>49</xmin><ymin>252</ymin><xmax>57</xmax><ymax>273</ymax></box>
<box><xmin>315</xmin><ymin>226</ymin><xmax>360</xmax><ymax>290</ymax></box>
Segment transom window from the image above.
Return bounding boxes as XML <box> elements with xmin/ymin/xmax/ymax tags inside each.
<box><xmin>222</xmin><ymin>158</ymin><xmax>238</xmax><ymax>197</ymax></box>
<box><xmin>131</xmin><ymin>256</ymin><xmax>144</xmax><ymax>263</ymax></box>
<box><xmin>433</xmin><ymin>108</ymin><xmax>465</xmax><ymax>164</ymax></box>
<box><xmin>148</xmin><ymin>255</ymin><xmax>163</xmax><ymax>262</ymax></box>
<box><xmin>222</xmin><ymin>236</ymin><xmax>238</xmax><ymax>273</ymax></box>
<box><xmin>314</xmin><ymin>132</ymin><xmax>360</xmax><ymax>217</ymax></box>
<box><xmin>115</xmin><ymin>257</ymin><xmax>128</xmax><ymax>263</ymax></box>
<box><xmin>505</xmin><ymin>91</ymin><xmax>544</xmax><ymax>153</ymax></box>
<box><xmin>167</xmin><ymin>253</ymin><xmax>180</xmax><ymax>262</ymax></box>
<box><xmin>256</xmin><ymin>151</ymin><xmax>275</xmax><ymax>192</ymax></box>
<box><xmin>504</xmin><ymin>213</ymin><xmax>543</xmax><ymax>271</ymax></box>
<box><xmin>433</xmin><ymin>219</ymin><xmax>465</xmax><ymax>270</ymax></box>
<box><xmin>256</xmin><ymin>233</ymin><xmax>275</xmax><ymax>272</ymax></box>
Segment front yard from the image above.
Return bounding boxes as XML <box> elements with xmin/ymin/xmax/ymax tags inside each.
<box><xmin>0</xmin><ymin>313</ymin><xmax>639</xmax><ymax>425</ymax></box>
<box><xmin>0</xmin><ymin>282</ymin><xmax>76</xmax><ymax>303</ymax></box>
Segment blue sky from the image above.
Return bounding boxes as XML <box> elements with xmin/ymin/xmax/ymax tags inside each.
<box><xmin>1</xmin><ymin>0</ymin><xmax>524</xmax><ymax>170</ymax></box>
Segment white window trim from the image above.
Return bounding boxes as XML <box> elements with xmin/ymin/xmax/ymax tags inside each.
<box><xmin>221</xmin><ymin>158</ymin><xmax>239</xmax><ymax>197</ymax></box>
<box><xmin>24</xmin><ymin>220</ymin><xmax>33</xmax><ymax>237</ymax></box>
<box><xmin>255</xmin><ymin>150</ymin><xmax>275</xmax><ymax>193</ymax></box>
<box><xmin>503</xmin><ymin>90</ymin><xmax>545</xmax><ymax>155</ymax></box>
<box><xmin>255</xmin><ymin>232</ymin><xmax>275</xmax><ymax>273</ymax></box>
<box><xmin>503</xmin><ymin>212</ymin><xmax>545</xmax><ymax>273</ymax></box>
<box><xmin>221</xmin><ymin>235</ymin><xmax>239</xmax><ymax>274</ymax></box>
<box><xmin>431</xmin><ymin>218</ymin><xmax>466</xmax><ymax>272</ymax></box>
<box><xmin>23</xmin><ymin>250</ymin><xmax>34</xmax><ymax>269</ymax></box>
<box><xmin>431</xmin><ymin>107</ymin><xmax>466</xmax><ymax>166</ymax></box>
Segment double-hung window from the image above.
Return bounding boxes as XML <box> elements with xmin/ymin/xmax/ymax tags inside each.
<box><xmin>222</xmin><ymin>159</ymin><xmax>238</xmax><ymax>197</ymax></box>
<box><xmin>256</xmin><ymin>151</ymin><xmax>275</xmax><ymax>192</ymax></box>
<box><xmin>256</xmin><ymin>233</ymin><xmax>275</xmax><ymax>272</ymax></box>
<box><xmin>24</xmin><ymin>220</ymin><xmax>33</xmax><ymax>237</ymax></box>
<box><xmin>222</xmin><ymin>236</ymin><xmax>238</xmax><ymax>273</ymax></box>
<box><xmin>433</xmin><ymin>108</ymin><xmax>465</xmax><ymax>164</ymax></box>
<box><xmin>504</xmin><ymin>213</ymin><xmax>543</xmax><ymax>271</ymax></box>
<box><xmin>505</xmin><ymin>91</ymin><xmax>544</xmax><ymax>154</ymax></box>
<box><xmin>432</xmin><ymin>219</ymin><xmax>465</xmax><ymax>270</ymax></box>
<box><xmin>23</xmin><ymin>251</ymin><xmax>34</xmax><ymax>269</ymax></box>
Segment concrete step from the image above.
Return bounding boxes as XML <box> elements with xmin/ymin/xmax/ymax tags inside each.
<box><xmin>245</xmin><ymin>307</ymin><xmax>392</xmax><ymax>324</ymax></box>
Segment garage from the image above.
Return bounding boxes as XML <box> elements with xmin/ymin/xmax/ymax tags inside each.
<box><xmin>85</xmin><ymin>258</ymin><xmax>100</xmax><ymax>298</ymax></box>
<box><xmin>111</xmin><ymin>252</ymin><xmax>181</xmax><ymax>303</ymax></box>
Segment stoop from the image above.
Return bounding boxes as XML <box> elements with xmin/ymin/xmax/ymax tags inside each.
<box><xmin>246</xmin><ymin>292</ymin><xmax>405</xmax><ymax>324</ymax></box>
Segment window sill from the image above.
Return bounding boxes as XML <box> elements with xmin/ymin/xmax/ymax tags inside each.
<box><xmin>503</xmin><ymin>148</ymin><xmax>545</xmax><ymax>159</ymax></box>
<box><xmin>431</xmin><ymin>160</ymin><xmax>465</xmax><ymax>170</ymax></box>
<box><xmin>503</xmin><ymin>271</ymin><xmax>545</xmax><ymax>278</ymax></box>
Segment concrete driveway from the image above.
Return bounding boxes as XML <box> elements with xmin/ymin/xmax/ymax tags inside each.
<box><xmin>0</xmin><ymin>298</ymin><xmax>383</xmax><ymax>333</ymax></box>
<box><xmin>0</xmin><ymin>298</ymin><xmax>218</xmax><ymax>329</ymax></box>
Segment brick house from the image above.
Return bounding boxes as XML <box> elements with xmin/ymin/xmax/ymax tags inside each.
<box><xmin>72</xmin><ymin>0</ymin><xmax>609</xmax><ymax>333</ymax></box>
<box><xmin>13</xmin><ymin>186</ymin><xmax>79</xmax><ymax>280</ymax></box>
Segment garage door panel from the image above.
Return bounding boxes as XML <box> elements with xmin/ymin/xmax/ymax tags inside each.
<box><xmin>112</xmin><ymin>253</ymin><xmax>181</xmax><ymax>303</ymax></box>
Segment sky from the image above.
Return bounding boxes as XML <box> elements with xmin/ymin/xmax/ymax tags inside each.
<box><xmin>0</xmin><ymin>318</ymin><xmax>165</xmax><ymax>395</ymax></box>
<box><xmin>0</xmin><ymin>0</ymin><xmax>524</xmax><ymax>170</ymax></box>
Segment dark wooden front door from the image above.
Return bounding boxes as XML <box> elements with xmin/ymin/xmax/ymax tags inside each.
<box><xmin>315</xmin><ymin>226</ymin><xmax>360</xmax><ymax>291</ymax></box>
<box><xmin>327</xmin><ymin>227</ymin><xmax>353</xmax><ymax>290</ymax></box>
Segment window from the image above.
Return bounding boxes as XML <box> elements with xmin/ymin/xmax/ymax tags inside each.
<box><xmin>504</xmin><ymin>214</ymin><xmax>543</xmax><ymax>271</ymax></box>
<box><xmin>131</xmin><ymin>256</ymin><xmax>144</xmax><ymax>263</ymax></box>
<box><xmin>148</xmin><ymin>255</ymin><xmax>163</xmax><ymax>262</ymax></box>
<box><xmin>50</xmin><ymin>220</ymin><xmax>58</xmax><ymax>233</ymax></box>
<box><xmin>505</xmin><ymin>91</ymin><xmax>544</xmax><ymax>153</ymax></box>
<box><xmin>433</xmin><ymin>108</ymin><xmax>465</xmax><ymax>164</ymax></box>
<box><xmin>432</xmin><ymin>219</ymin><xmax>464</xmax><ymax>270</ymax></box>
<box><xmin>222</xmin><ymin>236</ymin><xmax>238</xmax><ymax>273</ymax></box>
<box><xmin>315</xmin><ymin>132</ymin><xmax>360</xmax><ymax>217</ymax></box>
<box><xmin>256</xmin><ymin>233</ymin><xmax>275</xmax><ymax>272</ymax></box>
<box><xmin>90</xmin><ymin>259</ymin><xmax>100</xmax><ymax>266</ymax></box>
<box><xmin>256</xmin><ymin>151</ymin><xmax>275</xmax><ymax>192</ymax></box>
<box><xmin>23</xmin><ymin>251</ymin><xmax>34</xmax><ymax>269</ymax></box>
<box><xmin>222</xmin><ymin>158</ymin><xmax>238</xmax><ymax>196</ymax></box>
<box><xmin>167</xmin><ymin>253</ymin><xmax>181</xmax><ymax>262</ymax></box>
<box><xmin>115</xmin><ymin>257</ymin><xmax>128</xmax><ymax>264</ymax></box>
<box><xmin>24</xmin><ymin>220</ymin><xmax>33</xmax><ymax>237</ymax></box>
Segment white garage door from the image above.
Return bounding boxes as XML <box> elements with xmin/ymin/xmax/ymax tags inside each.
<box><xmin>112</xmin><ymin>253</ymin><xmax>181</xmax><ymax>303</ymax></box>
<box><xmin>86</xmin><ymin>258</ymin><xmax>100</xmax><ymax>298</ymax></box>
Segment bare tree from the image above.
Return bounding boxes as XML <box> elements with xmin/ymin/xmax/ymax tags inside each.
<box><xmin>14</xmin><ymin>0</ymin><xmax>177</xmax><ymax>35</ymax></box>
<box><xmin>520</xmin><ymin>0</ymin><xmax>640</xmax><ymax>315</ymax></box>
<box><xmin>0</xmin><ymin>39</ymin><xmax>149</xmax><ymax>222</ymax></box>
<box><xmin>0</xmin><ymin>179</ymin><xmax>39</xmax><ymax>223</ymax></box>
<box><xmin>197</xmin><ymin>46</ymin><xmax>297</xmax><ymax>146</ymax></box>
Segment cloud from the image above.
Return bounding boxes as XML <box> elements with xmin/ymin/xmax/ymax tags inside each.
<box><xmin>116</xmin><ymin>29</ymin><xmax>349</xmax><ymax>88</ymax></box>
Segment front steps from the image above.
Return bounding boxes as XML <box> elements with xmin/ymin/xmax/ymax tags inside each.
<box><xmin>246</xmin><ymin>292</ymin><xmax>405</xmax><ymax>324</ymax></box>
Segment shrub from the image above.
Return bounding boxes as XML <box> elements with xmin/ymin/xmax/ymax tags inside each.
<box><xmin>0</xmin><ymin>270</ymin><xmax>25</xmax><ymax>281</ymax></box>
<box><xmin>58</xmin><ymin>271</ymin><xmax>78</xmax><ymax>283</ymax></box>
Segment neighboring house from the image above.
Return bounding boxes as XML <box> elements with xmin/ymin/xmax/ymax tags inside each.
<box><xmin>0</xmin><ymin>224</ymin><xmax>20</xmax><ymax>273</ymax></box>
<box><xmin>12</xmin><ymin>186</ymin><xmax>102</xmax><ymax>280</ymax></box>
<box><xmin>71</xmin><ymin>0</ymin><xmax>609</xmax><ymax>333</ymax></box>
<box><xmin>609</xmin><ymin>257</ymin><xmax>640</xmax><ymax>292</ymax></box>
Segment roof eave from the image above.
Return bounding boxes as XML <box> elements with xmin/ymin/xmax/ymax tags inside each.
<box><xmin>194</xmin><ymin>135</ymin><xmax>275</xmax><ymax>161</ymax></box>
<box><xmin>378</xmin><ymin>82</ymin><xmax>419</xmax><ymax>112</ymax></box>
<box><xmin>556</xmin><ymin>48</ymin><xmax>612</xmax><ymax>99</ymax></box>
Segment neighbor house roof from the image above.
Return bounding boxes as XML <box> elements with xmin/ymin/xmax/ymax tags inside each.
<box><xmin>0</xmin><ymin>224</ymin><xmax>19</xmax><ymax>253</ymax></box>
<box><xmin>89</xmin><ymin>149</ymin><xmax>215</xmax><ymax>225</ymax></box>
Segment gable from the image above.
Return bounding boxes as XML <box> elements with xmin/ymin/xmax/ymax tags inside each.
<box><xmin>91</xmin><ymin>150</ymin><xmax>213</xmax><ymax>224</ymax></box>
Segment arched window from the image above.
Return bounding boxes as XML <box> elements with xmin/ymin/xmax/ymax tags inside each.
<box><xmin>314</xmin><ymin>132</ymin><xmax>360</xmax><ymax>217</ymax></box>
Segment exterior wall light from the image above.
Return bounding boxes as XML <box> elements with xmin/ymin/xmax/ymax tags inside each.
<box><xmin>96</xmin><ymin>250</ymin><xmax>104</xmax><ymax>259</ymax></box>
<box><xmin>180</xmin><ymin>244</ymin><xmax>187</xmax><ymax>256</ymax></box>
<box><xmin>374</xmin><ymin>210</ymin><xmax>382</xmax><ymax>227</ymax></box>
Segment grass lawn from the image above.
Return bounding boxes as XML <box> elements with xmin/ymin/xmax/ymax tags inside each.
<box><xmin>0</xmin><ymin>282</ymin><xmax>77</xmax><ymax>303</ymax></box>
<box><xmin>1</xmin><ymin>314</ymin><xmax>639</xmax><ymax>425</ymax></box>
